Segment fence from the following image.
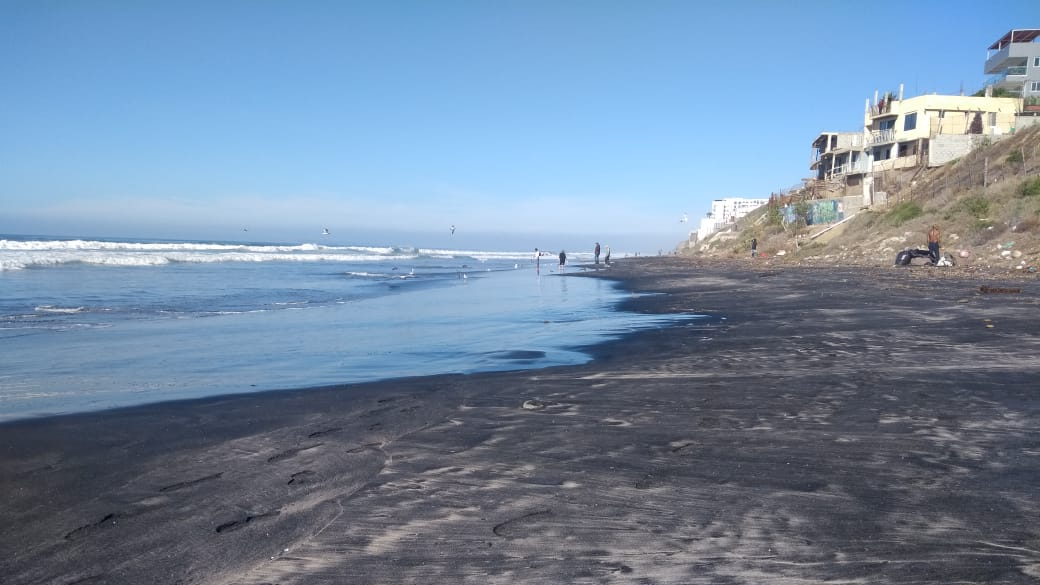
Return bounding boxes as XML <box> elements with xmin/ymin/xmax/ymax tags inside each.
<box><xmin>886</xmin><ymin>126</ymin><xmax>1040</xmax><ymax>204</ymax></box>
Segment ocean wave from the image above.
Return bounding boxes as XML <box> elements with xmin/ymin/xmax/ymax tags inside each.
<box><xmin>0</xmin><ymin>238</ymin><xmax>354</xmax><ymax>253</ymax></box>
<box><xmin>0</xmin><ymin>237</ymin><xmax>555</xmax><ymax>271</ymax></box>
<box><xmin>346</xmin><ymin>270</ymin><xmax>416</xmax><ymax>279</ymax></box>
<box><xmin>34</xmin><ymin>305</ymin><xmax>86</xmax><ymax>314</ymax></box>
<box><xmin>0</xmin><ymin>250</ymin><xmax>420</xmax><ymax>270</ymax></box>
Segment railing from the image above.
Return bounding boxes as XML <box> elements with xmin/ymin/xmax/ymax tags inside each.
<box><xmin>834</xmin><ymin>160</ymin><xmax>869</xmax><ymax>175</ymax></box>
<box><xmin>821</xmin><ymin>160</ymin><xmax>869</xmax><ymax>178</ymax></box>
<box><xmin>986</xmin><ymin>66</ymin><xmax>1029</xmax><ymax>87</ymax></box>
<box><xmin>871</xmin><ymin>156</ymin><xmax>920</xmax><ymax>173</ymax></box>
<box><xmin>869</xmin><ymin>101</ymin><xmax>893</xmax><ymax>117</ymax></box>
<box><xmin>869</xmin><ymin>129</ymin><xmax>896</xmax><ymax>144</ymax></box>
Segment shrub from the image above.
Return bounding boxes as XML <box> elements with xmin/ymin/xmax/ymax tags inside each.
<box><xmin>1020</xmin><ymin>177</ymin><xmax>1040</xmax><ymax>198</ymax></box>
<box><xmin>960</xmin><ymin>194</ymin><xmax>990</xmax><ymax>218</ymax></box>
<box><xmin>764</xmin><ymin>200</ymin><xmax>784</xmax><ymax>227</ymax></box>
<box><xmin>887</xmin><ymin>201</ymin><xmax>922</xmax><ymax>226</ymax></box>
<box><xmin>1006</xmin><ymin>150</ymin><xmax>1024</xmax><ymax>165</ymax></box>
<box><xmin>791</xmin><ymin>201</ymin><xmax>812</xmax><ymax>227</ymax></box>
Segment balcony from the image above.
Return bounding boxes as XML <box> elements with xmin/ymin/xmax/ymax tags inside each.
<box><xmin>818</xmin><ymin>159</ymin><xmax>868</xmax><ymax>179</ymax></box>
<box><xmin>985</xmin><ymin>29</ymin><xmax>1040</xmax><ymax>73</ymax></box>
<box><xmin>869</xmin><ymin>101</ymin><xmax>894</xmax><ymax>117</ymax></box>
<box><xmin>835</xmin><ymin>160</ymin><xmax>869</xmax><ymax>176</ymax></box>
<box><xmin>986</xmin><ymin>66</ymin><xmax>1028</xmax><ymax>87</ymax></box>
<box><xmin>985</xmin><ymin>46</ymin><xmax>1013</xmax><ymax>74</ymax></box>
<box><xmin>869</xmin><ymin>129</ymin><xmax>896</xmax><ymax>145</ymax></box>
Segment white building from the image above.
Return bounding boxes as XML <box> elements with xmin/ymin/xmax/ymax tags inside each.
<box><xmin>696</xmin><ymin>197</ymin><xmax>769</xmax><ymax>241</ymax></box>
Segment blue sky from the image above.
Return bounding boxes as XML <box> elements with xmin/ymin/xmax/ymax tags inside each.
<box><xmin>1</xmin><ymin>0</ymin><xmax>1035</xmax><ymax>252</ymax></box>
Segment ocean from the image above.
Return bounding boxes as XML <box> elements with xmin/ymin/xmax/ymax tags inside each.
<box><xmin>0</xmin><ymin>235</ymin><xmax>689</xmax><ymax>421</ymax></box>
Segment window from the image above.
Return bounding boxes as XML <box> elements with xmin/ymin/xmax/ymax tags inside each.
<box><xmin>988</xmin><ymin>112</ymin><xmax>997</xmax><ymax>127</ymax></box>
<box><xmin>1035</xmin><ymin>56</ymin><xmax>1040</xmax><ymax>67</ymax></box>
<box><xmin>903</xmin><ymin>112</ymin><xmax>917</xmax><ymax>131</ymax></box>
<box><xmin>879</xmin><ymin>119</ymin><xmax>895</xmax><ymax>131</ymax></box>
<box><xmin>1032</xmin><ymin>81</ymin><xmax>1040</xmax><ymax>92</ymax></box>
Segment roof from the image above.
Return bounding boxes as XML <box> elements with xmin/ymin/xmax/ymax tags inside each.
<box><xmin>988</xmin><ymin>29</ymin><xmax>1040</xmax><ymax>50</ymax></box>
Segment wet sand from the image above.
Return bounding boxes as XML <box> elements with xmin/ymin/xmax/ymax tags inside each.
<box><xmin>2</xmin><ymin>257</ymin><xmax>1039</xmax><ymax>584</ymax></box>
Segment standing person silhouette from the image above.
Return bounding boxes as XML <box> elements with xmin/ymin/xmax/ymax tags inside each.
<box><xmin>558</xmin><ymin>250</ymin><xmax>566</xmax><ymax>272</ymax></box>
<box><xmin>927</xmin><ymin>225</ymin><xmax>941</xmax><ymax>265</ymax></box>
<box><xmin>594</xmin><ymin>242</ymin><xmax>601</xmax><ymax>265</ymax></box>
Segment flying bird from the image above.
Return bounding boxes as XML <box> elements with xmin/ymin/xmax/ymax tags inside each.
<box><xmin>322</xmin><ymin>227</ymin><xmax>330</xmax><ymax>235</ymax></box>
<box><xmin>450</xmin><ymin>225</ymin><xmax>456</xmax><ymax>235</ymax></box>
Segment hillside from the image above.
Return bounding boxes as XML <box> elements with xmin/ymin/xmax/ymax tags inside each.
<box><xmin>683</xmin><ymin>124</ymin><xmax>1040</xmax><ymax>276</ymax></box>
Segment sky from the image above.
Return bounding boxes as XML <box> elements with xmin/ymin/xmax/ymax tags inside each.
<box><xmin>1</xmin><ymin>0</ymin><xmax>1036</xmax><ymax>253</ymax></box>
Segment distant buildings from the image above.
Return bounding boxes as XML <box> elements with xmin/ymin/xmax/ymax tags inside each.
<box><xmin>695</xmin><ymin>197</ymin><xmax>769</xmax><ymax>242</ymax></box>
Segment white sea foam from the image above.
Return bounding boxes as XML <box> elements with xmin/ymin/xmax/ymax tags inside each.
<box><xmin>35</xmin><ymin>305</ymin><xmax>86</xmax><ymax>314</ymax></box>
<box><xmin>0</xmin><ymin>238</ymin><xmax>551</xmax><ymax>271</ymax></box>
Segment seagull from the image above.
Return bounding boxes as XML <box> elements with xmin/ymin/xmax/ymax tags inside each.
<box><xmin>322</xmin><ymin>227</ymin><xmax>330</xmax><ymax>235</ymax></box>
<box><xmin>450</xmin><ymin>224</ymin><xmax>456</xmax><ymax>235</ymax></box>
<box><xmin>680</xmin><ymin>213</ymin><xmax>688</xmax><ymax>224</ymax></box>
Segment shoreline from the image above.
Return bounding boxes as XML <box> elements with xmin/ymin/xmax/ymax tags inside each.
<box><xmin>2</xmin><ymin>257</ymin><xmax>1039</xmax><ymax>584</ymax></box>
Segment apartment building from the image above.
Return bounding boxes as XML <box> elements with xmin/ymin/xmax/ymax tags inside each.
<box><xmin>695</xmin><ymin>197</ymin><xmax>769</xmax><ymax>241</ymax></box>
<box><xmin>985</xmin><ymin>28</ymin><xmax>1040</xmax><ymax>99</ymax></box>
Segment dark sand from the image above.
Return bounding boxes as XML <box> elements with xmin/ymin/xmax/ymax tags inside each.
<box><xmin>2</xmin><ymin>258</ymin><xmax>1040</xmax><ymax>585</ymax></box>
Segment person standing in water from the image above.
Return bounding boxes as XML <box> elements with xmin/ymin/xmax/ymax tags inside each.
<box><xmin>594</xmin><ymin>242</ymin><xmax>601</xmax><ymax>265</ymax></box>
<box><xmin>604</xmin><ymin>245</ymin><xmax>611</xmax><ymax>265</ymax></box>
<box><xmin>558</xmin><ymin>250</ymin><xmax>566</xmax><ymax>272</ymax></box>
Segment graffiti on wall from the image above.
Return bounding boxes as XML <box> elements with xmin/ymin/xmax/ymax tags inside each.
<box><xmin>782</xmin><ymin>199</ymin><xmax>845</xmax><ymax>226</ymax></box>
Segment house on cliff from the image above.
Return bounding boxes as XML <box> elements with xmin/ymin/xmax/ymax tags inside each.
<box><xmin>806</xmin><ymin>30</ymin><xmax>1033</xmax><ymax>208</ymax></box>
<box><xmin>809</xmin><ymin>131</ymin><xmax>869</xmax><ymax>203</ymax></box>
<box><xmin>807</xmin><ymin>89</ymin><xmax>1021</xmax><ymax>208</ymax></box>
<box><xmin>985</xmin><ymin>28</ymin><xmax>1040</xmax><ymax>100</ymax></box>
<box><xmin>864</xmin><ymin>89</ymin><xmax>1020</xmax><ymax>174</ymax></box>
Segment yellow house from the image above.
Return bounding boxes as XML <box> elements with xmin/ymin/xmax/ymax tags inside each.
<box><xmin>864</xmin><ymin>88</ymin><xmax>1020</xmax><ymax>172</ymax></box>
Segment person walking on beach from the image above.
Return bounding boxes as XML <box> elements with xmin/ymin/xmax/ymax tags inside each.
<box><xmin>558</xmin><ymin>250</ymin><xmax>566</xmax><ymax>272</ymax></box>
<box><xmin>927</xmin><ymin>225</ymin><xmax>941</xmax><ymax>265</ymax></box>
<box><xmin>751</xmin><ymin>237</ymin><xmax>758</xmax><ymax>258</ymax></box>
<box><xmin>594</xmin><ymin>242</ymin><xmax>601</xmax><ymax>265</ymax></box>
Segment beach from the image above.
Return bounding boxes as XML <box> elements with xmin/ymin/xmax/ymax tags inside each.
<box><xmin>2</xmin><ymin>257</ymin><xmax>1039</xmax><ymax>584</ymax></box>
